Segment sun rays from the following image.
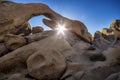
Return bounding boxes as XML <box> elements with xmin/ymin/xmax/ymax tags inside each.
<box><xmin>55</xmin><ymin>23</ymin><xmax>67</xmax><ymax>35</ymax></box>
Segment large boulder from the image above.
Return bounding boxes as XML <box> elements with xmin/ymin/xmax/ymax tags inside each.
<box><xmin>27</xmin><ymin>49</ymin><xmax>66</xmax><ymax>80</ymax></box>
<box><xmin>4</xmin><ymin>34</ymin><xmax>27</xmax><ymax>50</ymax></box>
<box><xmin>32</xmin><ymin>26</ymin><xmax>44</xmax><ymax>34</ymax></box>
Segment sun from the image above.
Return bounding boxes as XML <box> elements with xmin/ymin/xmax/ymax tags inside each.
<box><xmin>55</xmin><ymin>23</ymin><xmax>67</xmax><ymax>35</ymax></box>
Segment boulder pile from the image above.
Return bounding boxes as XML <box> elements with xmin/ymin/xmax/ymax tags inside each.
<box><xmin>0</xmin><ymin>1</ymin><xmax>120</xmax><ymax>80</ymax></box>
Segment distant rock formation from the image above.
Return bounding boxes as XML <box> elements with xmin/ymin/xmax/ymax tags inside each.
<box><xmin>0</xmin><ymin>1</ymin><xmax>120</xmax><ymax>80</ymax></box>
<box><xmin>110</xmin><ymin>20</ymin><xmax>120</xmax><ymax>39</ymax></box>
<box><xmin>93</xmin><ymin>20</ymin><xmax>120</xmax><ymax>51</ymax></box>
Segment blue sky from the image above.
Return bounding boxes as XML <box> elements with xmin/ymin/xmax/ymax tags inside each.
<box><xmin>11</xmin><ymin>0</ymin><xmax>120</xmax><ymax>35</ymax></box>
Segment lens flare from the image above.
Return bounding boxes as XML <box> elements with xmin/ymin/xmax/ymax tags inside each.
<box><xmin>55</xmin><ymin>23</ymin><xmax>67</xmax><ymax>35</ymax></box>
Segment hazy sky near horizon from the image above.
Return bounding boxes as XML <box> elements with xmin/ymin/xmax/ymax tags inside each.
<box><xmin>11</xmin><ymin>0</ymin><xmax>120</xmax><ymax>35</ymax></box>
